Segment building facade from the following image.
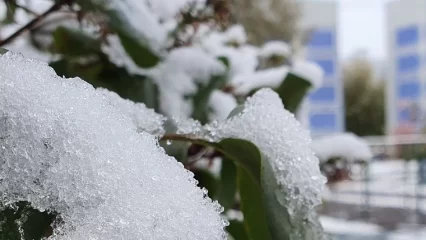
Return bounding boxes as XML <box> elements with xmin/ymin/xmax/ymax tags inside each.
<box><xmin>299</xmin><ymin>0</ymin><xmax>345</xmax><ymax>137</ymax></box>
<box><xmin>386</xmin><ymin>0</ymin><xmax>426</xmax><ymax>135</ymax></box>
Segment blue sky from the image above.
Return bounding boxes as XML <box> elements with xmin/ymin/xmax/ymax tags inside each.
<box><xmin>337</xmin><ymin>0</ymin><xmax>392</xmax><ymax>60</ymax></box>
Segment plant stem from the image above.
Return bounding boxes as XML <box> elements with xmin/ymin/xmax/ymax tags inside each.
<box><xmin>0</xmin><ymin>0</ymin><xmax>71</xmax><ymax>47</ymax></box>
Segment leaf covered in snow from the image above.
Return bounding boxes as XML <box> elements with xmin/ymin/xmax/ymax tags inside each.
<box><xmin>0</xmin><ymin>52</ymin><xmax>227</xmax><ymax>240</ymax></box>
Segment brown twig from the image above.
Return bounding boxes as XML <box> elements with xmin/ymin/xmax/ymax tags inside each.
<box><xmin>0</xmin><ymin>0</ymin><xmax>71</xmax><ymax>47</ymax></box>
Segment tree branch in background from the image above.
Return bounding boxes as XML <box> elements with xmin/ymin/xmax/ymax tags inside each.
<box><xmin>0</xmin><ymin>0</ymin><xmax>72</xmax><ymax>47</ymax></box>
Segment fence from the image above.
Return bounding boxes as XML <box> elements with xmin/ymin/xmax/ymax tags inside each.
<box><xmin>322</xmin><ymin>134</ymin><xmax>426</xmax><ymax>239</ymax></box>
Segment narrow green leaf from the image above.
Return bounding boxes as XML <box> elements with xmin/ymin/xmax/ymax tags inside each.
<box><xmin>105</xmin><ymin>10</ymin><xmax>161</xmax><ymax>68</ymax></box>
<box><xmin>52</xmin><ymin>27</ymin><xmax>101</xmax><ymax>56</ymax></box>
<box><xmin>217</xmin><ymin>158</ymin><xmax>237</xmax><ymax>210</ymax></box>
<box><xmin>227</xmin><ymin>220</ymin><xmax>250</xmax><ymax>240</ymax></box>
<box><xmin>2</xmin><ymin>0</ymin><xmax>17</xmax><ymax>24</ymax></box>
<box><xmin>275</xmin><ymin>73</ymin><xmax>312</xmax><ymax>113</ymax></box>
<box><xmin>238</xmin><ymin>167</ymin><xmax>272</xmax><ymax>240</ymax></box>
<box><xmin>0</xmin><ymin>47</ymin><xmax>9</xmax><ymax>54</ymax></box>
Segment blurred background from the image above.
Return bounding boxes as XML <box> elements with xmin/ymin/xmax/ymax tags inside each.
<box><xmin>2</xmin><ymin>0</ymin><xmax>426</xmax><ymax>239</ymax></box>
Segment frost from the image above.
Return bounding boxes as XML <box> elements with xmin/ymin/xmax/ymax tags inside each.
<box><xmin>0</xmin><ymin>52</ymin><xmax>226</xmax><ymax>240</ymax></box>
<box><xmin>208</xmin><ymin>90</ymin><xmax>238</xmax><ymax>121</ymax></box>
<box><xmin>149</xmin><ymin>46</ymin><xmax>226</xmax><ymax>117</ymax></box>
<box><xmin>260</xmin><ymin>41</ymin><xmax>291</xmax><ymax>58</ymax></box>
<box><xmin>311</xmin><ymin>133</ymin><xmax>373</xmax><ymax>163</ymax></box>
<box><xmin>291</xmin><ymin>59</ymin><xmax>324</xmax><ymax>89</ymax></box>
<box><xmin>177</xmin><ymin>89</ymin><xmax>326</xmax><ymax>219</ymax></box>
<box><xmin>231</xmin><ymin>66</ymin><xmax>289</xmax><ymax>95</ymax></box>
<box><xmin>96</xmin><ymin>88</ymin><xmax>166</xmax><ymax>136</ymax></box>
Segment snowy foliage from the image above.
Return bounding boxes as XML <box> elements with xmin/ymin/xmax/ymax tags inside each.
<box><xmin>176</xmin><ymin>89</ymin><xmax>326</xmax><ymax>219</ymax></box>
<box><xmin>312</xmin><ymin>133</ymin><xmax>373</xmax><ymax>163</ymax></box>
<box><xmin>259</xmin><ymin>40</ymin><xmax>292</xmax><ymax>58</ymax></box>
<box><xmin>208</xmin><ymin>90</ymin><xmax>238</xmax><ymax>121</ymax></box>
<box><xmin>0</xmin><ymin>52</ymin><xmax>226</xmax><ymax>239</ymax></box>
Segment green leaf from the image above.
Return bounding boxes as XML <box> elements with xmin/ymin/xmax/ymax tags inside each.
<box><xmin>227</xmin><ymin>220</ymin><xmax>250</xmax><ymax>240</ymax></box>
<box><xmin>52</xmin><ymin>27</ymin><xmax>101</xmax><ymax>56</ymax></box>
<box><xmin>275</xmin><ymin>73</ymin><xmax>312</xmax><ymax>113</ymax></box>
<box><xmin>191</xmin><ymin>74</ymin><xmax>227</xmax><ymax>124</ymax></box>
<box><xmin>161</xmin><ymin>135</ymin><xmax>328</xmax><ymax>239</ymax></box>
<box><xmin>193</xmin><ymin>169</ymin><xmax>219</xmax><ymax>199</ymax></box>
<box><xmin>217</xmin><ymin>158</ymin><xmax>237</xmax><ymax>210</ymax></box>
<box><xmin>238</xmin><ymin>167</ymin><xmax>272</xmax><ymax>240</ymax></box>
<box><xmin>105</xmin><ymin>9</ymin><xmax>161</xmax><ymax>68</ymax></box>
<box><xmin>2</xmin><ymin>0</ymin><xmax>17</xmax><ymax>24</ymax></box>
<box><xmin>0</xmin><ymin>47</ymin><xmax>9</xmax><ymax>54</ymax></box>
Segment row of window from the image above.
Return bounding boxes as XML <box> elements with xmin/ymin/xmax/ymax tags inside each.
<box><xmin>307</xmin><ymin>29</ymin><xmax>342</xmax><ymax>133</ymax></box>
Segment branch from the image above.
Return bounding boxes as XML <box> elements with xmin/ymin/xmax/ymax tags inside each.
<box><xmin>0</xmin><ymin>0</ymin><xmax>71</xmax><ymax>47</ymax></box>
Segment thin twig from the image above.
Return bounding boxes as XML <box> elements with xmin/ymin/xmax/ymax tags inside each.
<box><xmin>0</xmin><ymin>0</ymin><xmax>70</xmax><ymax>47</ymax></box>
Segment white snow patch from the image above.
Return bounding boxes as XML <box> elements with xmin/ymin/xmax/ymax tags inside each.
<box><xmin>96</xmin><ymin>88</ymin><xmax>166</xmax><ymax>136</ymax></box>
<box><xmin>312</xmin><ymin>133</ymin><xmax>373</xmax><ymax>163</ymax></box>
<box><xmin>208</xmin><ymin>90</ymin><xmax>238</xmax><ymax>121</ymax></box>
<box><xmin>0</xmin><ymin>52</ymin><xmax>226</xmax><ymax>240</ymax></box>
<box><xmin>149</xmin><ymin>46</ymin><xmax>226</xmax><ymax>118</ymax></box>
<box><xmin>101</xmin><ymin>35</ymin><xmax>148</xmax><ymax>76</ymax></box>
<box><xmin>106</xmin><ymin>0</ymin><xmax>168</xmax><ymax>54</ymax></box>
<box><xmin>260</xmin><ymin>41</ymin><xmax>291</xmax><ymax>58</ymax></box>
<box><xmin>320</xmin><ymin>216</ymin><xmax>384</xmax><ymax>235</ymax></box>
<box><xmin>231</xmin><ymin>66</ymin><xmax>289</xmax><ymax>95</ymax></box>
<box><xmin>291</xmin><ymin>59</ymin><xmax>324</xmax><ymax>89</ymax></box>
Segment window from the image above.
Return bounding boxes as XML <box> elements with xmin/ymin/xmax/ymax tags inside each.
<box><xmin>308</xmin><ymin>30</ymin><xmax>334</xmax><ymax>48</ymax></box>
<box><xmin>309</xmin><ymin>87</ymin><xmax>335</xmax><ymax>102</ymax></box>
<box><xmin>314</xmin><ymin>59</ymin><xmax>335</xmax><ymax>76</ymax></box>
<box><xmin>396</xmin><ymin>25</ymin><xmax>419</xmax><ymax>47</ymax></box>
<box><xmin>309</xmin><ymin>113</ymin><xmax>336</xmax><ymax>130</ymax></box>
<box><xmin>398</xmin><ymin>82</ymin><xmax>420</xmax><ymax>99</ymax></box>
<box><xmin>397</xmin><ymin>54</ymin><xmax>420</xmax><ymax>73</ymax></box>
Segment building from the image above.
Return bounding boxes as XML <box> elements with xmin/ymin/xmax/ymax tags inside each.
<box><xmin>298</xmin><ymin>0</ymin><xmax>345</xmax><ymax>137</ymax></box>
<box><xmin>386</xmin><ymin>0</ymin><xmax>426</xmax><ymax>135</ymax></box>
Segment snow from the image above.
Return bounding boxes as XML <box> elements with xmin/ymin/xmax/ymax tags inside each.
<box><xmin>312</xmin><ymin>133</ymin><xmax>373</xmax><ymax>163</ymax></box>
<box><xmin>320</xmin><ymin>216</ymin><xmax>384</xmax><ymax>235</ymax></box>
<box><xmin>222</xmin><ymin>25</ymin><xmax>247</xmax><ymax>45</ymax></box>
<box><xmin>175</xmin><ymin>89</ymin><xmax>326</xmax><ymax>220</ymax></box>
<box><xmin>149</xmin><ymin>46</ymin><xmax>226</xmax><ymax>118</ymax></box>
<box><xmin>231</xmin><ymin>66</ymin><xmax>289</xmax><ymax>95</ymax></box>
<box><xmin>106</xmin><ymin>0</ymin><xmax>168</xmax><ymax>54</ymax></box>
<box><xmin>0</xmin><ymin>52</ymin><xmax>226</xmax><ymax>239</ymax></box>
<box><xmin>101</xmin><ymin>35</ymin><xmax>148</xmax><ymax>76</ymax></box>
<box><xmin>96</xmin><ymin>88</ymin><xmax>166</xmax><ymax>136</ymax></box>
<box><xmin>291</xmin><ymin>59</ymin><xmax>324</xmax><ymax>89</ymax></box>
<box><xmin>208</xmin><ymin>90</ymin><xmax>238</xmax><ymax>121</ymax></box>
<box><xmin>260</xmin><ymin>41</ymin><xmax>292</xmax><ymax>58</ymax></box>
